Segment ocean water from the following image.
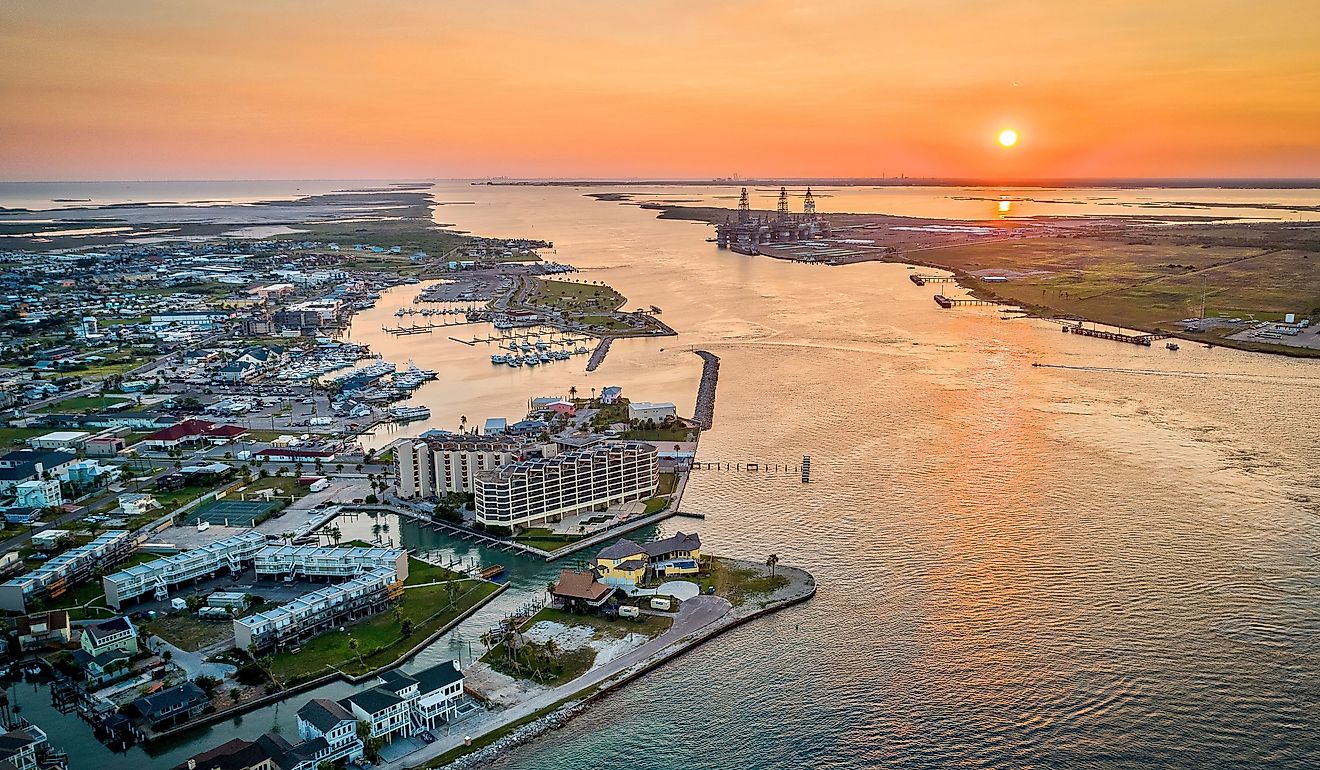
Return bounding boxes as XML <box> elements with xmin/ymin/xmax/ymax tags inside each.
<box><xmin>12</xmin><ymin>182</ymin><xmax>1320</xmax><ymax>769</ymax></box>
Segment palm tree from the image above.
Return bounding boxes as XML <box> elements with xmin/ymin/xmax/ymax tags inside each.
<box><xmin>568</xmin><ymin>386</ymin><xmax>577</xmax><ymax>402</ymax></box>
<box><xmin>459</xmin><ymin>415</ymin><xmax>467</xmax><ymax>433</ymax></box>
<box><xmin>348</xmin><ymin>637</ymin><xmax>363</xmax><ymax>668</ymax></box>
<box><xmin>766</xmin><ymin>553</ymin><xmax>780</xmax><ymax>577</ymax></box>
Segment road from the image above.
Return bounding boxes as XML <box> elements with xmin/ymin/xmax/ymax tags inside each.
<box><xmin>375</xmin><ymin>594</ymin><xmax>733</xmax><ymax>770</ymax></box>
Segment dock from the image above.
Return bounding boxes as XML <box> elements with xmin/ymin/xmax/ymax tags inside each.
<box><xmin>933</xmin><ymin>293</ymin><xmax>996</xmax><ymax>308</ymax></box>
<box><xmin>1061</xmin><ymin>323</ymin><xmax>1167</xmax><ymax>346</ymax></box>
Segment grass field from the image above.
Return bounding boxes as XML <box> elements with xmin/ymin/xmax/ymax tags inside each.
<box><xmin>0</xmin><ymin>427</ymin><xmax>52</xmax><ymax>447</ymax></box>
<box><xmin>404</xmin><ymin>557</ymin><xmax>464</xmax><ymax>585</ymax></box>
<box><xmin>139</xmin><ymin>612</ymin><xmax>235</xmax><ymax>652</ymax></box>
<box><xmin>512</xmin><ymin>528</ymin><xmax>584</xmax><ymax>552</ymax></box>
<box><xmin>479</xmin><ymin>606</ymin><xmax>671</xmax><ymax>686</ymax></box>
<box><xmin>266</xmin><ymin>580</ymin><xmax>498</xmax><ymax>684</ymax></box>
<box><xmin>237</xmin><ymin>476</ymin><xmax>308</xmax><ymax>500</ymax></box>
<box><xmin>529</xmin><ymin>279</ymin><xmax>625</xmax><ymax>314</ymax></box>
<box><xmin>697</xmin><ymin>558</ymin><xmax>789</xmax><ymax>607</ymax></box>
<box><xmin>36</xmin><ymin>395</ymin><xmax>135</xmax><ymax>413</ymax></box>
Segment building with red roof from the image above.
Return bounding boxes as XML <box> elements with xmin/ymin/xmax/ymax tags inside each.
<box><xmin>140</xmin><ymin>419</ymin><xmax>247</xmax><ymax>450</ymax></box>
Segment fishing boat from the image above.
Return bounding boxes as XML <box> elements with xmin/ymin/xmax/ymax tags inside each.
<box><xmin>491</xmin><ymin>354</ymin><xmax>507</xmax><ymax>364</ymax></box>
<box><xmin>1166</xmin><ymin>342</ymin><xmax>1180</xmax><ymax>351</ymax></box>
<box><xmin>525</xmin><ymin>357</ymin><xmax>539</xmax><ymax>367</ymax></box>
<box><xmin>507</xmin><ymin>357</ymin><xmax>522</xmax><ymax>367</ymax></box>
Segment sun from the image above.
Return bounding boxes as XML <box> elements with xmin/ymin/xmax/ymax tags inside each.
<box><xmin>998</xmin><ymin>128</ymin><xmax>1019</xmax><ymax>148</ymax></box>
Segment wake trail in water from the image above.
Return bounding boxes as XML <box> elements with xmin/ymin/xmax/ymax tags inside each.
<box><xmin>1034</xmin><ymin>363</ymin><xmax>1320</xmax><ymax>388</ymax></box>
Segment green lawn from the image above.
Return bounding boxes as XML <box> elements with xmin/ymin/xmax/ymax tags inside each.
<box><xmin>35</xmin><ymin>395</ymin><xmax>135</xmax><ymax>413</ymax></box>
<box><xmin>151</xmin><ymin>485</ymin><xmax>213</xmax><ymax>512</ymax></box>
<box><xmin>529</xmin><ymin>279</ymin><xmax>625</xmax><ymax>313</ymax></box>
<box><xmin>266</xmin><ymin>580</ymin><xmax>499</xmax><ymax>684</ymax></box>
<box><xmin>697</xmin><ymin>558</ymin><xmax>789</xmax><ymax>608</ymax></box>
<box><xmin>655</xmin><ymin>472</ymin><xmax>678</xmax><ymax>496</ymax></box>
<box><xmin>512</xmin><ymin>527</ymin><xmax>586</xmax><ymax>552</ymax></box>
<box><xmin>0</xmin><ymin>427</ymin><xmax>51</xmax><ymax>448</ymax></box>
<box><xmin>642</xmin><ymin>497</ymin><xmax>668</xmax><ymax>514</ymax></box>
<box><xmin>479</xmin><ymin>606</ymin><xmax>670</xmax><ymax>687</ymax></box>
<box><xmin>404</xmin><ymin>557</ymin><xmax>464</xmax><ymax>586</ymax></box>
<box><xmin>237</xmin><ymin>476</ymin><xmax>308</xmax><ymax>500</ymax></box>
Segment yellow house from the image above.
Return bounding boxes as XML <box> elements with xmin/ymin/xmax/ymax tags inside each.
<box><xmin>593</xmin><ymin>532</ymin><xmax>702</xmax><ymax>588</ymax></box>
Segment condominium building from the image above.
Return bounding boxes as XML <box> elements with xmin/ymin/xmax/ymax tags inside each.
<box><xmin>474</xmin><ymin>442</ymin><xmax>658</xmax><ymax>529</ymax></box>
<box><xmin>102</xmin><ymin>532</ymin><xmax>266</xmax><ymax>610</ymax></box>
<box><xmin>0</xmin><ymin>530</ymin><xmax>135</xmax><ymax>612</ymax></box>
<box><xmin>234</xmin><ymin>568</ymin><xmax>403</xmax><ymax>652</ymax></box>
<box><xmin>253</xmin><ymin>545</ymin><xmax>407</xmax><ymax>582</ymax></box>
<box><xmin>393</xmin><ymin>434</ymin><xmax>524</xmax><ymax>498</ymax></box>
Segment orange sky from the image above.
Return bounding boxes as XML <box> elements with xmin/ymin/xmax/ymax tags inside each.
<box><xmin>3</xmin><ymin>0</ymin><xmax>1319</xmax><ymax>180</ymax></box>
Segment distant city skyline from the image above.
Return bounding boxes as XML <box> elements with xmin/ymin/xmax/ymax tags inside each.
<box><xmin>3</xmin><ymin>1</ymin><xmax>1319</xmax><ymax>181</ymax></box>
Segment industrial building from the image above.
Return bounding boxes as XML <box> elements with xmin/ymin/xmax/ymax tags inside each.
<box><xmin>234</xmin><ymin>567</ymin><xmax>403</xmax><ymax>652</ymax></box>
<box><xmin>474</xmin><ymin>442</ymin><xmax>658</xmax><ymax>529</ymax></box>
<box><xmin>102</xmin><ymin>532</ymin><xmax>266</xmax><ymax>610</ymax></box>
<box><xmin>0</xmin><ymin>530</ymin><xmax>135</xmax><ymax>612</ymax></box>
<box><xmin>393</xmin><ymin>433</ymin><xmax>525</xmax><ymax>498</ymax></box>
<box><xmin>715</xmin><ymin>186</ymin><xmax>829</xmax><ymax>253</ymax></box>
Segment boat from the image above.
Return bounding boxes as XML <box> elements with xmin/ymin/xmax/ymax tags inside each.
<box><xmin>480</xmin><ymin>564</ymin><xmax>506</xmax><ymax>580</ymax></box>
<box><xmin>507</xmin><ymin>358</ymin><xmax>522</xmax><ymax>367</ymax></box>
<box><xmin>491</xmin><ymin>354</ymin><xmax>507</xmax><ymax>364</ymax></box>
<box><xmin>1166</xmin><ymin>342</ymin><xmax>1180</xmax><ymax>351</ymax></box>
<box><xmin>525</xmin><ymin>357</ymin><xmax>539</xmax><ymax>366</ymax></box>
<box><xmin>197</xmin><ymin>521</ymin><xmax>210</xmax><ymax>532</ymax></box>
<box><xmin>388</xmin><ymin>405</ymin><xmax>432</xmax><ymax>422</ymax></box>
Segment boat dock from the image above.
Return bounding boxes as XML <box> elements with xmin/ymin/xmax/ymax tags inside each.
<box><xmin>1061</xmin><ymin>322</ymin><xmax>1167</xmax><ymax>346</ymax></box>
<box><xmin>934</xmin><ymin>294</ymin><xmax>996</xmax><ymax>308</ymax></box>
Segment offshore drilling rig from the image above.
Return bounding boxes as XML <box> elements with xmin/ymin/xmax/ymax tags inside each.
<box><xmin>715</xmin><ymin>186</ymin><xmax>830</xmax><ymax>254</ymax></box>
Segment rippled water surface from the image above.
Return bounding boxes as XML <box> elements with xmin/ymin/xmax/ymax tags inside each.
<box><xmin>15</xmin><ymin>183</ymin><xmax>1319</xmax><ymax>769</ymax></box>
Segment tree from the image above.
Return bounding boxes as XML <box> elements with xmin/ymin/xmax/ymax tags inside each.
<box><xmin>766</xmin><ymin>553</ymin><xmax>779</xmax><ymax>577</ymax></box>
<box><xmin>348</xmin><ymin>637</ymin><xmax>363</xmax><ymax>668</ymax></box>
<box><xmin>229</xmin><ymin>687</ymin><xmax>241</xmax><ymax>704</ymax></box>
<box><xmin>400</xmin><ymin>618</ymin><xmax>414</xmax><ymax>637</ymax></box>
<box><xmin>568</xmin><ymin>386</ymin><xmax>577</xmax><ymax>401</ymax></box>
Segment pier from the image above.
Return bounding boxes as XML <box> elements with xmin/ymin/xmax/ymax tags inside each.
<box><xmin>692</xmin><ymin>350</ymin><xmax>720</xmax><ymax>429</ymax></box>
<box><xmin>585</xmin><ymin>337</ymin><xmax>614</xmax><ymax>372</ymax></box>
<box><xmin>1061</xmin><ymin>322</ymin><xmax>1167</xmax><ymax>346</ymax></box>
<box><xmin>933</xmin><ymin>293</ymin><xmax>996</xmax><ymax>308</ymax></box>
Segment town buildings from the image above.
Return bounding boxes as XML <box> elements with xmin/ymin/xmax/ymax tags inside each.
<box><xmin>79</xmin><ymin>616</ymin><xmax>139</xmax><ymax>657</ymax></box>
<box><xmin>474</xmin><ymin>442</ymin><xmax>657</xmax><ymax>529</ymax></box>
<box><xmin>627</xmin><ymin>401</ymin><xmax>678</xmax><ymax>423</ymax></box>
<box><xmin>102</xmin><ymin>532</ymin><xmax>266</xmax><ymax>609</ymax></box>
<box><xmin>336</xmin><ymin>660</ymin><xmax>466</xmax><ymax>742</ymax></box>
<box><xmin>393</xmin><ymin>433</ymin><xmax>524</xmax><ymax>498</ymax></box>
<box><xmin>234</xmin><ymin>567</ymin><xmax>403</xmax><ymax>652</ymax></box>
<box><xmin>15</xmin><ymin>610</ymin><xmax>72</xmax><ymax>651</ymax></box>
<box><xmin>0</xmin><ymin>530</ymin><xmax>135</xmax><ymax>612</ymax></box>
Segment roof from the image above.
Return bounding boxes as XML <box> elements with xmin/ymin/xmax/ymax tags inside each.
<box><xmin>297</xmin><ymin>698</ymin><xmax>356</xmax><ymax>733</ymax></box>
<box><xmin>0</xmin><ymin>730</ymin><xmax>40</xmax><ymax>762</ymax></box>
<box><xmin>340</xmin><ymin>686</ymin><xmax>404</xmax><ymax>715</ymax></box>
<box><xmin>597</xmin><ymin>539</ymin><xmax>645</xmax><ymax>561</ymax></box>
<box><xmin>84</xmin><ymin>616</ymin><xmax>135</xmax><ymax>644</ymax></box>
<box><xmin>170</xmin><ymin>738</ymin><xmax>269</xmax><ymax>770</ymax></box>
<box><xmin>133</xmin><ymin>681</ymin><xmax>208</xmax><ymax>720</ymax></box>
<box><xmin>0</xmin><ymin>449</ymin><xmax>76</xmax><ymax>469</ymax></box>
<box><xmin>16</xmin><ymin>610</ymin><xmax>69</xmax><ymax>636</ymax></box>
<box><xmin>377</xmin><ymin>669</ymin><xmax>418</xmax><ymax>695</ymax></box>
<box><xmin>143</xmin><ymin>419</ymin><xmax>246</xmax><ymax>443</ymax></box>
<box><xmin>643</xmin><ymin>531</ymin><xmax>702</xmax><ymax>558</ymax></box>
<box><xmin>551</xmin><ymin>569</ymin><xmax>614</xmax><ymax>603</ymax></box>
<box><xmin>411</xmin><ymin>660</ymin><xmax>464</xmax><ymax>695</ymax></box>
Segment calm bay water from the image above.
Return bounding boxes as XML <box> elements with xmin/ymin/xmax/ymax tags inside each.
<box><xmin>9</xmin><ymin>183</ymin><xmax>1319</xmax><ymax>768</ymax></box>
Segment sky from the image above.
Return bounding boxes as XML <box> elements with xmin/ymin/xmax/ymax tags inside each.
<box><xmin>2</xmin><ymin>0</ymin><xmax>1319</xmax><ymax>181</ymax></box>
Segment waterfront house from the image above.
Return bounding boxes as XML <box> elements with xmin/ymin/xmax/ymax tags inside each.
<box><xmin>169</xmin><ymin>737</ymin><xmax>273</xmax><ymax>770</ymax></box>
<box><xmin>80</xmin><ymin>616</ymin><xmax>139</xmax><ymax>657</ymax></box>
<box><xmin>15</xmin><ymin>610</ymin><xmax>71</xmax><ymax>651</ymax></box>
<box><xmin>75</xmin><ymin>647</ymin><xmax>133</xmax><ymax>686</ymax></box>
<box><xmin>0</xmin><ymin>727</ymin><xmax>43</xmax><ymax>770</ymax></box>
<box><xmin>550</xmin><ymin>569</ymin><xmax>615</xmax><ymax>611</ymax></box>
<box><xmin>338</xmin><ymin>687</ymin><xmax>411</xmax><ymax>742</ymax></box>
<box><xmin>132</xmin><ymin>681</ymin><xmax>209</xmax><ymax>730</ymax></box>
<box><xmin>296</xmin><ymin>698</ymin><xmax>364</xmax><ymax>765</ymax></box>
<box><xmin>374</xmin><ymin>660</ymin><xmax>466</xmax><ymax>730</ymax></box>
<box><xmin>595</xmin><ymin>532</ymin><xmax>702</xmax><ymax>588</ymax></box>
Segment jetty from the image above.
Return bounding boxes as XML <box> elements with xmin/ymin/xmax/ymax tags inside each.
<box><xmin>584</xmin><ymin>337</ymin><xmax>613</xmax><ymax>372</ymax></box>
<box><xmin>692</xmin><ymin>350</ymin><xmax>720</xmax><ymax>429</ymax></box>
<box><xmin>933</xmin><ymin>293</ymin><xmax>996</xmax><ymax>308</ymax></box>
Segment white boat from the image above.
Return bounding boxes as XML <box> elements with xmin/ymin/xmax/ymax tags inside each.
<box><xmin>389</xmin><ymin>405</ymin><xmax>432</xmax><ymax>422</ymax></box>
<box><xmin>197</xmin><ymin>521</ymin><xmax>210</xmax><ymax>532</ymax></box>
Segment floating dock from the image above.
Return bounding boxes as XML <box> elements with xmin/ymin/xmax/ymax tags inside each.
<box><xmin>1061</xmin><ymin>323</ymin><xmax>1166</xmax><ymax>346</ymax></box>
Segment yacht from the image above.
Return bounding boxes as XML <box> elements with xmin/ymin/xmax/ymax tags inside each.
<box><xmin>388</xmin><ymin>405</ymin><xmax>432</xmax><ymax>422</ymax></box>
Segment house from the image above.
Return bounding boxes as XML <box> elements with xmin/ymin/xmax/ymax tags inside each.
<box><xmin>539</xmin><ymin>399</ymin><xmax>576</xmax><ymax>418</ymax></box>
<box><xmin>29</xmin><ymin>529</ymin><xmax>72</xmax><ymax>551</ymax></box>
<box><xmin>627</xmin><ymin>401</ymin><xmax>678</xmax><ymax>423</ymax></box>
<box><xmin>76</xmin><ymin>647</ymin><xmax>134</xmax><ymax>686</ymax></box>
<box><xmin>0</xmin><ymin>728</ymin><xmax>44</xmax><ymax>770</ymax></box>
<box><xmin>550</xmin><ymin>569</ymin><xmax>615</xmax><ymax>610</ymax></box>
<box><xmin>80</xmin><ymin>616</ymin><xmax>139</xmax><ymax>657</ymax></box>
<box><xmin>235</xmin><ymin>346</ymin><xmax>284</xmax><ymax>368</ymax></box>
<box><xmin>482</xmin><ymin>417</ymin><xmax>508</xmax><ymax>435</ymax></box>
<box><xmin>132</xmin><ymin>681</ymin><xmax>209</xmax><ymax>729</ymax></box>
<box><xmin>594</xmin><ymin>531</ymin><xmax>702</xmax><ymax>588</ymax></box>
<box><xmin>169</xmin><ymin>738</ymin><xmax>273</xmax><ymax>770</ymax></box>
<box><xmin>83</xmin><ymin>412</ymin><xmax>177</xmax><ymax>430</ymax></box>
<box><xmin>14</xmin><ymin>479</ymin><xmax>62</xmax><ymax>509</ymax></box>
<box><xmin>84</xmin><ymin>435</ymin><xmax>127</xmax><ymax>457</ymax></box>
<box><xmin>15</xmin><ymin>610</ymin><xmax>71</xmax><ymax>651</ymax></box>
<box><xmin>374</xmin><ymin>660</ymin><xmax>466</xmax><ymax>730</ymax></box>
<box><xmin>599</xmin><ymin>386</ymin><xmax>623</xmax><ymax>405</ymax></box>
<box><xmin>338</xmin><ymin>686</ymin><xmax>411</xmax><ymax>742</ymax></box>
<box><xmin>0</xmin><ymin>449</ymin><xmax>77</xmax><ymax>493</ymax></box>
<box><xmin>140</xmin><ymin>419</ymin><xmax>247</xmax><ymax>450</ymax></box>
<box><xmin>296</xmin><ymin>698</ymin><xmax>365</xmax><ymax>765</ymax></box>
<box><xmin>117</xmin><ymin>492</ymin><xmax>160</xmax><ymax>518</ymax></box>
<box><xmin>216</xmin><ymin>360</ymin><xmax>258</xmax><ymax>382</ymax></box>
<box><xmin>26</xmin><ymin>431</ymin><xmax>90</xmax><ymax>451</ymax></box>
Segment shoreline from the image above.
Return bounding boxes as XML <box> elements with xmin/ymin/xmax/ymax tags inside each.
<box><xmin>417</xmin><ymin>560</ymin><xmax>817</xmax><ymax>770</ymax></box>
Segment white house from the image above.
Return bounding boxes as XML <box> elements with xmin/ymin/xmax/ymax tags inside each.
<box><xmin>375</xmin><ymin>660</ymin><xmax>465</xmax><ymax>730</ymax></box>
<box><xmin>117</xmin><ymin>493</ymin><xmax>160</xmax><ymax>518</ymax></box>
<box><xmin>296</xmin><ymin>698</ymin><xmax>364</xmax><ymax>765</ymax></box>
<box><xmin>80</xmin><ymin>616</ymin><xmax>139</xmax><ymax>657</ymax></box>
<box><xmin>338</xmin><ymin>687</ymin><xmax>411</xmax><ymax>742</ymax></box>
<box><xmin>627</xmin><ymin>401</ymin><xmax>678</xmax><ymax>422</ymax></box>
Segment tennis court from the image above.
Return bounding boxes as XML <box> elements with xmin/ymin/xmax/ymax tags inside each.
<box><xmin>184</xmin><ymin>498</ymin><xmax>281</xmax><ymax>526</ymax></box>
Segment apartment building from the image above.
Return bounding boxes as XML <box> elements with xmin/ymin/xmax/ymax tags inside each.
<box><xmin>393</xmin><ymin>434</ymin><xmax>523</xmax><ymax>498</ymax></box>
<box><xmin>234</xmin><ymin>568</ymin><xmax>403</xmax><ymax>652</ymax></box>
<box><xmin>102</xmin><ymin>532</ymin><xmax>266</xmax><ymax>609</ymax></box>
<box><xmin>295</xmin><ymin>699</ymin><xmax>364</xmax><ymax>766</ymax></box>
<box><xmin>474</xmin><ymin>442</ymin><xmax>658</xmax><ymax>529</ymax></box>
<box><xmin>252</xmin><ymin>545</ymin><xmax>407</xmax><ymax>582</ymax></box>
<box><xmin>0</xmin><ymin>530</ymin><xmax>135</xmax><ymax>612</ymax></box>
